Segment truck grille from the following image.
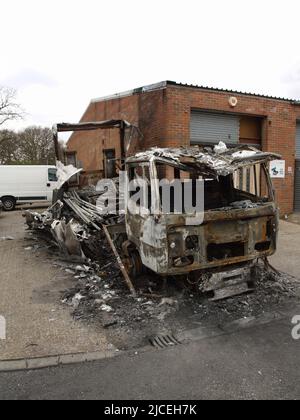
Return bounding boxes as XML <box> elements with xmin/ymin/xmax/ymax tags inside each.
<box><xmin>207</xmin><ymin>242</ymin><xmax>245</xmax><ymax>262</ymax></box>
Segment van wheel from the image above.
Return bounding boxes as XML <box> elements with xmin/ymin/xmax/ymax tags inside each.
<box><xmin>2</xmin><ymin>197</ymin><xmax>16</xmax><ymax>211</ymax></box>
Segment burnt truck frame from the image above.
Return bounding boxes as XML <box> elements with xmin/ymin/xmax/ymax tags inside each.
<box><xmin>52</xmin><ymin>121</ymin><xmax>281</xmax><ymax>299</ymax></box>
<box><xmin>124</xmin><ymin>146</ymin><xmax>280</xmax><ymax>298</ymax></box>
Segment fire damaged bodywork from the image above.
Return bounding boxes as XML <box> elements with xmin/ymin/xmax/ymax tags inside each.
<box><xmin>125</xmin><ymin>145</ymin><xmax>280</xmax><ymax>283</ymax></box>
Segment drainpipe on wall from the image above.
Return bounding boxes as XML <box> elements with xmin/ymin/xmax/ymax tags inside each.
<box><xmin>120</xmin><ymin>121</ymin><xmax>126</xmax><ymax>169</ymax></box>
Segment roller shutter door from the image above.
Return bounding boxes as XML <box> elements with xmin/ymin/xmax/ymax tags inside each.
<box><xmin>296</xmin><ymin>123</ymin><xmax>300</xmax><ymax>159</ymax></box>
<box><xmin>295</xmin><ymin>161</ymin><xmax>300</xmax><ymax>211</ymax></box>
<box><xmin>190</xmin><ymin>110</ymin><xmax>240</xmax><ymax>145</ymax></box>
<box><xmin>294</xmin><ymin>123</ymin><xmax>300</xmax><ymax>211</ymax></box>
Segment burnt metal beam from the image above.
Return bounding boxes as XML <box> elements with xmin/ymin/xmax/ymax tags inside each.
<box><xmin>102</xmin><ymin>224</ymin><xmax>136</xmax><ymax>296</ymax></box>
<box><xmin>55</xmin><ymin>120</ymin><xmax>131</xmax><ymax>133</ymax></box>
<box><xmin>53</xmin><ymin>119</ymin><xmax>133</xmax><ymax>162</ymax></box>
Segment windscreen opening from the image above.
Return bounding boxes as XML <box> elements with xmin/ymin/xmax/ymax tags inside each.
<box><xmin>128</xmin><ymin>162</ymin><xmax>273</xmax><ymax>215</ymax></box>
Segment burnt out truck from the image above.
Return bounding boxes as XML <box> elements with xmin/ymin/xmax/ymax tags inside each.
<box><xmin>44</xmin><ymin>121</ymin><xmax>281</xmax><ymax>300</ymax></box>
<box><xmin>123</xmin><ymin>145</ymin><xmax>280</xmax><ymax>299</ymax></box>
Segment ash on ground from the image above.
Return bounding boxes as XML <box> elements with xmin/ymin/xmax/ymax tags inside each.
<box><xmin>60</xmin><ymin>257</ymin><xmax>300</xmax><ymax>350</ymax></box>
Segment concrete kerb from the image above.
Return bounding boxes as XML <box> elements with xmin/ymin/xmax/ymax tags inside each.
<box><xmin>0</xmin><ymin>350</ymin><xmax>120</xmax><ymax>373</ymax></box>
<box><xmin>0</xmin><ymin>307</ymin><xmax>297</xmax><ymax>373</ymax></box>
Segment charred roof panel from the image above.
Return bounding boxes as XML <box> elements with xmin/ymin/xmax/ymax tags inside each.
<box><xmin>127</xmin><ymin>144</ymin><xmax>281</xmax><ymax>177</ymax></box>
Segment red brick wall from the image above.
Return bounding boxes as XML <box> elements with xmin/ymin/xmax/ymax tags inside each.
<box><xmin>67</xmin><ymin>96</ymin><xmax>138</xmax><ymax>173</ymax></box>
<box><xmin>67</xmin><ymin>84</ymin><xmax>298</xmax><ymax>214</ymax></box>
<box><xmin>137</xmin><ymin>89</ymin><xmax>167</xmax><ymax>151</ymax></box>
<box><xmin>67</xmin><ymin>89</ymin><xmax>166</xmax><ymax>175</ymax></box>
<box><xmin>165</xmin><ymin>86</ymin><xmax>297</xmax><ymax>215</ymax></box>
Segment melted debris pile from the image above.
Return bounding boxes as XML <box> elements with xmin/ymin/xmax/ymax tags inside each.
<box><xmin>24</xmin><ymin>184</ymin><xmax>124</xmax><ymax>261</ymax></box>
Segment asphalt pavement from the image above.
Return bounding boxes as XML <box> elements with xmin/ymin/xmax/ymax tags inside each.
<box><xmin>1</xmin><ymin>313</ymin><xmax>299</xmax><ymax>400</ymax></box>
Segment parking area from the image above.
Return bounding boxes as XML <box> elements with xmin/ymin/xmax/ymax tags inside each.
<box><xmin>269</xmin><ymin>219</ymin><xmax>300</xmax><ymax>279</ymax></box>
<box><xmin>0</xmin><ymin>210</ymin><xmax>111</xmax><ymax>361</ymax></box>
<box><xmin>1</xmin><ymin>209</ymin><xmax>300</xmax><ymax>365</ymax></box>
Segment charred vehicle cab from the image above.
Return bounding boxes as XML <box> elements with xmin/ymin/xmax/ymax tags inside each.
<box><xmin>125</xmin><ymin>145</ymin><xmax>280</xmax><ymax>299</ymax></box>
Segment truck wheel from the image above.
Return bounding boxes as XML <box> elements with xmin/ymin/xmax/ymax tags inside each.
<box><xmin>2</xmin><ymin>197</ymin><xmax>16</xmax><ymax>211</ymax></box>
<box><xmin>129</xmin><ymin>250</ymin><xmax>144</xmax><ymax>278</ymax></box>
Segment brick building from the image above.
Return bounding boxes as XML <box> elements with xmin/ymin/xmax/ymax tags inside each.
<box><xmin>67</xmin><ymin>81</ymin><xmax>300</xmax><ymax>215</ymax></box>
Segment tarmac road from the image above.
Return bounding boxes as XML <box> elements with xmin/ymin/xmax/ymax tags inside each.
<box><xmin>0</xmin><ymin>313</ymin><xmax>300</xmax><ymax>400</ymax></box>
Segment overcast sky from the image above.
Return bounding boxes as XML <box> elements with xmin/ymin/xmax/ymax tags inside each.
<box><xmin>1</xmin><ymin>0</ymin><xmax>300</xmax><ymax>132</ymax></box>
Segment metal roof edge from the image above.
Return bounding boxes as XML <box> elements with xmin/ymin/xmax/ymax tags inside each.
<box><xmin>166</xmin><ymin>81</ymin><xmax>296</xmax><ymax>103</ymax></box>
<box><xmin>91</xmin><ymin>81</ymin><xmax>167</xmax><ymax>103</ymax></box>
<box><xmin>90</xmin><ymin>80</ymin><xmax>298</xmax><ymax>106</ymax></box>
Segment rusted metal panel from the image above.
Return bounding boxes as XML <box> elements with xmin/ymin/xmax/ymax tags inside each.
<box><xmin>126</xmin><ymin>213</ymin><xmax>277</xmax><ymax>276</ymax></box>
<box><xmin>201</xmin><ymin>263</ymin><xmax>255</xmax><ymax>301</ymax></box>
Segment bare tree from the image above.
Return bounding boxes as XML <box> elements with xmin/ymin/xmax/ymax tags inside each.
<box><xmin>0</xmin><ymin>126</ymin><xmax>56</xmax><ymax>165</ymax></box>
<box><xmin>0</xmin><ymin>86</ymin><xmax>24</xmax><ymax>127</ymax></box>
<box><xmin>0</xmin><ymin>130</ymin><xmax>20</xmax><ymax>164</ymax></box>
<box><xmin>18</xmin><ymin>126</ymin><xmax>56</xmax><ymax>165</ymax></box>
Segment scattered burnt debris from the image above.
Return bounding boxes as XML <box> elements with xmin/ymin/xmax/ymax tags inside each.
<box><xmin>23</xmin><ymin>183</ymin><xmax>137</xmax><ymax>298</ymax></box>
<box><xmin>24</xmin><ymin>188</ymin><xmax>123</xmax><ymax>258</ymax></box>
<box><xmin>58</xmin><ymin>257</ymin><xmax>300</xmax><ymax>350</ymax></box>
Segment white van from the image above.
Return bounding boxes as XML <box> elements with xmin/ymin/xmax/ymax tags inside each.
<box><xmin>0</xmin><ymin>165</ymin><xmax>58</xmax><ymax>211</ymax></box>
